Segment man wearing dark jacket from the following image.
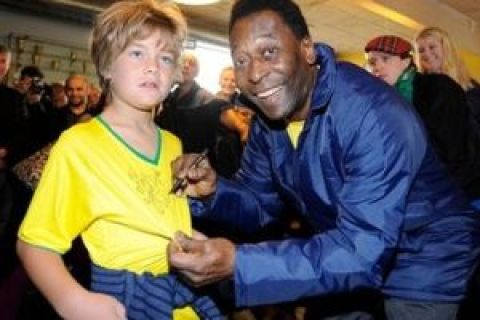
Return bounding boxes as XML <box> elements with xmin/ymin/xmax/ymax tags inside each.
<box><xmin>168</xmin><ymin>1</ymin><xmax>480</xmax><ymax>319</ymax></box>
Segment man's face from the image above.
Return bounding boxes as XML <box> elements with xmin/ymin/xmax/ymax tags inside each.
<box><xmin>181</xmin><ymin>56</ymin><xmax>198</xmax><ymax>84</ymax></box>
<box><xmin>0</xmin><ymin>52</ymin><xmax>11</xmax><ymax>81</ymax></box>
<box><xmin>88</xmin><ymin>85</ymin><xmax>101</xmax><ymax>107</ymax></box>
<box><xmin>17</xmin><ymin>76</ymin><xmax>33</xmax><ymax>95</ymax></box>
<box><xmin>366</xmin><ymin>51</ymin><xmax>410</xmax><ymax>86</ymax></box>
<box><xmin>230</xmin><ymin>10</ymin><xmax>315</xmax><ymax>121</ymax></box>
<box><xmin>66</xmin><ymin>77</ymin><xmax>89</xmax><ymax>108</ymax></box>
<box><xmin>51</xmin><ymin>84</ymin><xmax>67</xmax><ymax>109</ymax></box>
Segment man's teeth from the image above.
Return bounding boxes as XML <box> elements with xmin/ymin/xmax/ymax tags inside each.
<box><xmin>257</xmin><ymin>86</ymin><xmax>281</xmax><ymax>98</ymax></box>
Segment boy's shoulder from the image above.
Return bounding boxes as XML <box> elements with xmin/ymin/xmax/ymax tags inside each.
<box><xmin>56</xmin><ymin>118</ymin><xmax>103</xmax><ymax>148</ymax></box>
<box><xmin>160</xmin><ymin>127</ymin><xmax>183</xmax><ymax>151</ymax></box>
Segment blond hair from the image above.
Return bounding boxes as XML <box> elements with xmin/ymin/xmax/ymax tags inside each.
<box><xmin>220</xmin><ymin>66</ymin><xmax>234</xmax><ymax>77</ymax></box>
<box><xmin>90</xmin><ymin>0</ymin><xmax>187</xmax><ymax>91</ymax></box>
<box><xmin>414</xmin><ymin>27</ymin><xmax>473</xmax><ymax>90</ymax></box>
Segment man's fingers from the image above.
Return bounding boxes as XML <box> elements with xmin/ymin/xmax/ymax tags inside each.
<box><xmin>177</xmin><ymin>269</ymin><xmax>227</xmax><ymax>287</ymax></box>
<box><xmin>192</xmin><ymin>229</ymin><xmax>208</xmax><ymax>240</ymax></box>
<box><xmin>175</xmin><ymin>234</ymin><xmax>198</xmax><ymax>253</ymax></box>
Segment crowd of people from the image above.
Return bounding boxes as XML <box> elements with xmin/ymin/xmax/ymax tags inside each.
<box><xmin>1</xmin><ymin>0</ymin><xmax>480</xmax><ymax>319</ymax></box>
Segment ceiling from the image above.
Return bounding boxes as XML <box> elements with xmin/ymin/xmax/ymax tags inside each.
<box><xmin>1</xmin><ymin>0</ymin><xmax>480</xmax><ymax>55</ymax></box>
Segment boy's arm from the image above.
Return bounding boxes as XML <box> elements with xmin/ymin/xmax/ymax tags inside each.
<box><xmin>17</xmin><ymin>240</ymin><xmax>126</xmax><ymax>320</ymax></box>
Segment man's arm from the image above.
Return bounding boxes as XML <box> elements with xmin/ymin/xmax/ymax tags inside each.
<box><xmin>170</xmin><ymin>96</ymin><xmax>422</xmax><ymax>307</ymax></box>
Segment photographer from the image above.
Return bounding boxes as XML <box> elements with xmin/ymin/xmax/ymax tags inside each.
<box><xmin>15</xmin><ymin>66</ymin><xmax>60</xmax><ymax>160</ymax></box>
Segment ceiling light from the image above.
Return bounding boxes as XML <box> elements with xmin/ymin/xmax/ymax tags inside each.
<box><xmin>359</xmin><ymin>0</ymin><xmax>424</xmax><ymax>31</ymax></box>
<box><xmin>173</xmin><ymin>0</ymin><xmax>221</xmax><ymax>5</ymax></box>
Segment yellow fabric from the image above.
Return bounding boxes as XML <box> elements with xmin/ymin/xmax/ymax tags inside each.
<box><xmin>19</xmin><ymin>118</ymin><xmax>192</xmax><ymax>275</ymax></box>
<box><xmin>286</xmin><ymin>120</ymin><xmax>305</xmax><ymax>149</ymax></box>
<box><xmin>174</xmin><ymin>307</ymin><xmax>201</xmax><ymax>320</ymax></box>
<box><xmin>18</xmin><ymin>117</ymin><xmax>199</xmax><ymax>319</ymax></box>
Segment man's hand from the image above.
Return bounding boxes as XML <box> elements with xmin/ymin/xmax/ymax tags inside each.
<box><xmin>171</xmin><ymin>152</ymin><xmax>217</xmax><ymax>198</ymax></box>
<box><xmin>168</xmin><ymin>231</ymin><xmax>236</xmax><ymax>287</ymax></box>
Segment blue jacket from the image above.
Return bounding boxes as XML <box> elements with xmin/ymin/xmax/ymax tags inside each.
<box><xmin>194</xmin><ymin>44</ymin><xmax>480</xmax><ymax>307</ymax></box>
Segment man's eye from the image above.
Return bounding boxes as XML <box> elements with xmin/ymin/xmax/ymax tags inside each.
<box><xmin>263</xmin><ymin>47</ymin><xmax>277</xmax><ymax>59</ymax></box>
<box><xmin>234</xmin><ymin>57</ymin><xmax>247</xmax><ymax>68</ymax></box>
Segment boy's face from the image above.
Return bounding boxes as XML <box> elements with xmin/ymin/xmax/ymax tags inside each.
<box><xmin>105</xmin><ymin>28</ymin><xmax>178</xmax><ymax>112</ymax></box>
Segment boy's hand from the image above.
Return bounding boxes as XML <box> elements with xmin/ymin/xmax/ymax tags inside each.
<box><xmin>67</xmin><ymin>291</ymin><xmax>126</xmax><ymax>320</ymax></box>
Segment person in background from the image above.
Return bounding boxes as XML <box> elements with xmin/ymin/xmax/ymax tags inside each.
<box><xmin>16</xmin><ymin>1</ymin><xmax>223</xmax><ymax>319</ymax></box>
<box><xmin>156</xmin><ymin>52</ymin><xmax>222</xmax><ymax>154</ymax></box>
<box><xmin>50</xmin><ymin>82</ymin><xmax>67</xmax><ymax>110</ymax></box>
<box><xmin>216</xmin><ymin>66</ymin><xmax>255</xmax><ymax>144</ymax></box>
<box><xmin>414</xmin><ymin>27</ymin><xmax>480</xmax><ymax>127</ymax></box>
<box><xmin>414</xmin><ymin>24</ymin><xmax>480</xmax><ymax>320</ymax></box>
<box><xmin>168</xmin><ymin>0</ymin><xmax>480</xmax><ymax>319</ymax></box>
<box><xmin>0</xmin><ymin>45</ymin><xmax>24</xmax><ymax>167</ymax></box>
<box><xmin>171</xmin><ymin>52</ymin><xmax>215</xmax><ymax>109</ymax></box>
<box><xmin>157</xmin><ymin>54</ymin><xmax>247</xmax><ymax>178</ymax></box>
<box><xmin>15</xmin><ymin>65</ymin><xmax>59</xmax><ymax>156</ymax></box>
<box><xmin>216</xmin><ymin>66</ymin><xmax>237</xmax><ymax>101</ymax></box>
<box><xmin>365</xmin><ymin>35</ymin><xmax>480</xmax><ymax>203</ymax></box>
<box><xmin>0</xmin><ymin>44</ymin><xmax>32</xmax><ymax>320</ymax></box>
<box><xmin>61</xmin><ymin>74</ymin><xmax>92</xmax><ymax>129</ymax></box>
<box><xmin>87</xmin><ymin>83</ymin><xmax>102</xmax><ymax>115</ymax></box>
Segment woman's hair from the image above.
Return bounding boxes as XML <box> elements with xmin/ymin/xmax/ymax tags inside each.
<box><xmin>90</xmin><ymin>0</ymin><xmax>187</xmax><ymax>91</ymax></box>
<box><xmin>414</xmin><ymin>27</ymin><xmax>473</xmax><ymax>90</ymax></box>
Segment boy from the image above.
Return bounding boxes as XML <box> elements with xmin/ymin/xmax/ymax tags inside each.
<box><xmin>17</xmin><ymin>1</ymin><xmax>222</xmax><ymax>319</ymax></box>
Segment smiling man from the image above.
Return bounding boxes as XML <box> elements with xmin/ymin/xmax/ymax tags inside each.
<box><xmin>168</xmin><ymin>0</ymin><xmax>480</xmax><ymax>319</ymax></box>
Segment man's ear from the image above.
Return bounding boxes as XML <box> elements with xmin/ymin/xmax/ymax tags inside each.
<box><xmin>301</xmin><ymin>37</ymin><xmax>316</xmax><ymax>65</ymax></box>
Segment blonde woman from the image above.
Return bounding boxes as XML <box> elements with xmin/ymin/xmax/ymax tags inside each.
<box><xmin>414</xmin><ymin>27</ymin><xmax>480</xmax><ymax>124</ymax></box>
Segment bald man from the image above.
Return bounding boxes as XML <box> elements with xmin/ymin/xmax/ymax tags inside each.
<box><xmin>61</xmin><ymin>74</ymin><xmax>91</xmax><ymax>129</ymax></box>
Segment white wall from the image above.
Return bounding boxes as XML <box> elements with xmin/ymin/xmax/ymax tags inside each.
<box><xmin>0</xmin><ymin>6</ymin><xmax>91</xmax><ymax>48</ymax></box>
<box><xmin>188</xmin><ymin>41</ymin><xmax>232</xmax><ymax>95</ymax></box>
<box><xmin>0</xmin><ymin>5</ymin><xmax>232</xmax><ymax>91</ymax></box>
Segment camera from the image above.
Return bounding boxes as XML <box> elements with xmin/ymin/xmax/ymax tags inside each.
<box><xmin>30</xmin><ymin>76</ymin><xmax>46</xmax><ymax>95</ymax></box>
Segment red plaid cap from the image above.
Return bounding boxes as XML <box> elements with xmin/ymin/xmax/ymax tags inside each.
<box><xmin>364</xmin><ymin>35</ymin><xmax>413</xmax><ymax>56</ymax></box>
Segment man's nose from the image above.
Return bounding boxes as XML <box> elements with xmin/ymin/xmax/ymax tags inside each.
<box><xmin>247</xmin><ymin>59</ymin><xmax>267</xmax><ymax>84</ymax></box>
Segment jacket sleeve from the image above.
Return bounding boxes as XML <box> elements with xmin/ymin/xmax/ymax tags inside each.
<box><xmin>233</xmin><ymin>96</ymin><xmax>423</xmax><ymax>306</ymax></box>
<box><xmin>192</xmin><ymin>119</ymin><xmax>285</xmax><ymax>233</ymax></box>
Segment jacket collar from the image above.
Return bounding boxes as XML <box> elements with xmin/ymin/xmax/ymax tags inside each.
<box><xmin>310</xmin><ymin>43</ymin><xmax>337</xmax><ymax>112</ymax></box>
